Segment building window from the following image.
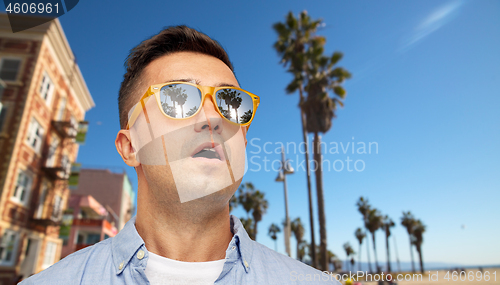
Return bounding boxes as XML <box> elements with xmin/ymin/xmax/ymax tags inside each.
<box><xmin>0</xmin><ymin>58</ymin><xmax>21</xmax><ymax>81</ymax></box>
<box><xmin>35</xmin><ymin>181</ymin><xmax>48</xmax><ymax>219</ymax></box>
<box><xmin>26</xmin><ymin>118</ymin><xmax>44</xmax><ymax>153</ymax></box>
<box><xmin>56</xmin><ymin>97</ymin><xmax>66</xmax><ymax>121</ymax></box>
<box><xmin>0</xmin><ymin>229</ymin><xmax>19</xmax><ymax>265</ymax></box>
<box><xmin>51</xmin><ymin>195</ymin><xmax>62</xmax><ymax>221</ymax></box>
<box><xmin>12</xmin><ymin>169</ymin><xmax>32</xmax><ymax>205</ymax></box>
<box><xmin>86</xmin><ymin>233</ymin><xmax>101</xmax><ymax>245</ymax></box>
<box><xmin>42</xmin><ymin>241</ymin><xmax>57</xmax><ymax>269</ymax></box>
<box><xmin>0</xmin><ymin>105</ymin><xmax>8</xmax><ymax>133</ymax></box>
<box><xmin>45</xmin><ymin>135</ymin><xmax>59</xmax><ymax>167</ymax></box>
<box><xmin>39</xmin><ymin>72</ymin><xmax>54</xmax><ymax>103</ymax></box>
<box><xmin>76</xmin><ymin>232</ymin><xmax>101</xmax><ymax>245</ymax></box>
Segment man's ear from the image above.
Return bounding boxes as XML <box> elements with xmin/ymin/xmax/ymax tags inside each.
<box><xmin>115</xmin><ymin>130</ymin><xmax>140</xmax><ymax>167</ymax></box>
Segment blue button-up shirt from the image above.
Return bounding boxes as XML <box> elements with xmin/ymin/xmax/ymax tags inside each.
<box><xmin>21</xmin><ymin>215</ymin><xmax>340</xmax><ymax>284</ymax></box>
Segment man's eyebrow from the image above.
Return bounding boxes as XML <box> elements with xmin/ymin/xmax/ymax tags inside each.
<box><xmin>164</xmin><ymin>78</ymin><xmax>239</xmax><ymax>88</ymax></box>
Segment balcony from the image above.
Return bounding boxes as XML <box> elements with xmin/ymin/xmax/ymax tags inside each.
<box><xmin>51</xmin><ymin>116</ymin><xmax>78</xmax><ymax>139</ymax></box>
<box><xmin>73</xmin><ymin>218</ymin><xmax>116</xmax><ymax>233</ymax></box>
<box><xmin>30</xmin><ymin>216</ymin><xmax>60</xmax><ymax>227</ymax></box>
<box><xmin>31</xmin><ymin>204</ymin><xmax>62</xmax><ymax>228</ymax></box>
<box><xmin>42</xmin><ymin>155</ymin><xmax>71</xmax><ymax>180</ymax></box>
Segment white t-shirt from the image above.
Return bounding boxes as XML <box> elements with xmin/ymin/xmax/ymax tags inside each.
<box><xmin>145</xmin><ymin>251</ymin><xmax>226</xmax><ymax>285</ymax></box>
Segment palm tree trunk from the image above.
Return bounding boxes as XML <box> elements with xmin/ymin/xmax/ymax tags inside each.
<box><xmin>299</xmin><ymin>85</ymin><xmax>317</xmax><ymax>269</ymax></box>
<box><xmin>385</xmin><ymin>234</ymin><xmax>391</xmax><ymax>273</ymax></box>
<box><xmin>313</xmin><ymin>132</ymin><xmax>328</xmax><ymax>272</ymax></box>
<box><xmin>296</xmin><ymin>239</ymin><xmax>300</xmax><ymax>260</ymax></box>
<box><xmin>393</xmin><ymin>235</ymin><xmax>401</xmax><ymax>272</ymax></box>
<box><xmin>409</xmin><ymin>235</ymin><xmax>415</xmax><ymax>273</ymax></box>
<box><xmin>253</xmin><ymin>221</ymin><xmax>258</xmax><ymax>241</ymax></box>
<box><xmin>358</xmin><ymin>242</ymin><xmax>362</xmax><ymax>272</ymax></box>
<box><xmin>417</xmin><ymin>246</ymin><xmax>424</xmax><ymax>274</ymax></box>
<box><xmin>365</xmin><ymin>229</ymin><xmax>373</xmax><ymax>273</ymax></box>
<box><xmin>372</xmin><ymin>233</ymin><xmax>380</xmax><ymax>273</ymax></box>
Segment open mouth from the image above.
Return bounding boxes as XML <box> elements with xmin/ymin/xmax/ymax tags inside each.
<box><xmin>191</xmin><ymin>142</ymin><xmax>226</xmax><ymax>161</ymax></box>
<box><xmin>192</xmin><ymin>147</ymin><xmax>221</xmax><ymax>160</ymax></box>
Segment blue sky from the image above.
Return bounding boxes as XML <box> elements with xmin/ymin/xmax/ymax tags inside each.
<box><xmin>42</xmin><ymin>0</ymin><xmax>500</xmax><ymax>266</ymax></box>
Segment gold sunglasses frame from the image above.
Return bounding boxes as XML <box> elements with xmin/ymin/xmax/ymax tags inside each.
<box><xmin>126</xmin><ymin>82</ymin><xmax>260</xmax><ymax>131</ymax></box>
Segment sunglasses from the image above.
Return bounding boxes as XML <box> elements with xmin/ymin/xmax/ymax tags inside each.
<box><xmin>126</xmin><ymin>82</ymin><xmax>260</xmax><ymax>130</ymax></box>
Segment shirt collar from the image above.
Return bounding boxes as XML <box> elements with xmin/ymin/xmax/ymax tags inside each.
<box><xmin>229</xmin><ymin>215</ymin><xmax>254</xmax><ymax>273</ymax></box>
<box><xmin>111</xmin><ymin>214</ymin><xmax>255</xmax><ymax>275</ymax></box>
<box><xmin>111</xmin><ymin>215</ymin><xmax>144</xmax><ymax>275</ymax></box>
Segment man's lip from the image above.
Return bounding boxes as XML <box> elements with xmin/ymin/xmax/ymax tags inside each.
<box><xmin>191</xmin><ymin>142</ymin><xmax>226</xmax><ymax>161</ymax></box>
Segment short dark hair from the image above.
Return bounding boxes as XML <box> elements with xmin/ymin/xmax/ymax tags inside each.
<box><xmin>118</xmin><ymin>25</ymin><xmax>234</xmax><ymax>129</ymax></box>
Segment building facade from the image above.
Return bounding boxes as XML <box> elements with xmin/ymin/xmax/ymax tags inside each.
<box><xmin>72</xmin><ymin>169</ymin><xmax>134</xmax><ymax>231</ymax></box>
<box><xmin>0</xmin><ymin>15</ymin><xmax>94</xmax><ymax>283</ymax></box>
<box><xmin>60</xmin><ymin>194</ymin><xmax>117</xmax><ymax>259</ymax></box>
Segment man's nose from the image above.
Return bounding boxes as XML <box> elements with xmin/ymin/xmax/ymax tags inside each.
<box><xmin>193</xmin><ymin>95</ymin><xmax>223</xmax><ymax>134</ymax></box>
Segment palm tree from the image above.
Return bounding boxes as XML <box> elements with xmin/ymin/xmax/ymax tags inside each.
<box><xmin>268</xmin><ymin>223</ymin><xmax>281</xmax><ymax>251</ymax></box>
<box><xmin>412</xmin><ymin>219</ymin><xmax>426</xmax><ymax>274</ymax></box>
<box><xmin>223</xmin><ymin>89</ymin><xmax>238</xmax><ymax>119</ymax></box>
<box><xmin>308</xmin><ymin>242</ymin><xmax>321</xmax><ymax>267</ymax></box>
<box><xmin>217</xmin><ymin>91</ymin><xmax>224</xmax><ymax>107</ymax></box>
<box><xmin>299</xmin><ymin>14</ymin><xmax>351</xmax><ymax>272</ymax></box>
<box><xmin>332</xmin><ymin>257</ymin><xmax>343</xmax><ymax>272</ymax></box>
<box><xmin>162</xmin><ymin>85</ymin><xmax>184</xmax><ymax>117</ymax></box>
<box><xmin>251</xmin><ymin>190</ymin><xmax>268</xmax><ymax>241</ymax></box>
<box><xmin>229</xmin><ymin>194</ymin><xmax>238</xmax><ymax>212</ymax></box>
<box><xmin>230</xmin><ymin>94</ymin><xmax>242</xmax><ymax>123</ymax></box>
<box><xmin>217</xmin><ymin>89</ymin><xmax>237</xmax><ymax>119</ymax></box>
<box><xmin>366</xmin><ymin>208</ymin><xmax>383</xmax><ymax>273</ymax></box>
<box><xmin>382</xmin><ymin>215</ymin><xmax>395</xmax><ymax>273</ymax></box>
<box><xmin>240</xmin><ymin>217</ymin><xmax>255</xmax><ymax>239</ymax></box>
<box><xmin>297</xmin><ymin>240</ymin><xmax>308</xmax><ymax>262</ymax></box>
<box><xmin>273</xmin><ymin>11</ymin><xmax>321</xmax><ymax>268</ymax></box>
<box><xmin>238</xmin><ymin>182</ymin><xmax>255</xmax><ymax>219</ymax></box>
<box><xmin>356</xmin><ymin>197</ymin><xmax>373</xmax><ymax>273</ymax></box>
<box><xmin>355</xmin><ymin>228</ymin><xmax>366</xmax><ymax>272</ymax></box>
<box><xmin>237</xmin><ymin>182</ymin><xmax>268</xmax><ymax>240</ymax></box>
<box><xmin>186</xmin><ymin>106</ymin><xmax>198</xmax><ymax>117</ymax></box>
<box><xmin>327</xmin><ymin>250</ymin><xmax>336</xmax><ymax>271</ymax></box>
<box><xmin>240</xmin><ymin>109</ymin><xmax>253</xmax><ymax>124</ymax></box>
<box><xmin>393</xmin><ymin>234</ymin><xmax>402</xmax><ymax>272</ymax></box>
<box><xmin>176</xmin><ymin>92</ymin><xmax>188</xmax><ymax>118</ymax></box>
<box><xmin>401</xmin><ymin>211</ymin><xmax>417</xmax><ymax>273</ymax></box>
<box><xmin>291</xmin><ymin>217</ymin><xmax>305</xmax><ymax>260</ymax></box>
<box><xmin>343</xmin><ymin>242</ymin><xmax>355</xmax><ymax>272</ymax></box>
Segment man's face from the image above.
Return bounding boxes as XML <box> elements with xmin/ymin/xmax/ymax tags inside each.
<box><xmin>127</xmin><ymin>52</ymin><xmax>247</xmax><ymax>209</ymax></box>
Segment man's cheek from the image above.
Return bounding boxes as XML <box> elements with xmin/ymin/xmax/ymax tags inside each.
<box><xmin>142</xmin><ymin>164</ymin><xmax>179</xmax><ymax>202</ymax></box>
<box><xmin>136</xmin><ymin>136</ymin><xmax>167</xmax><ymax>165</ymax></box>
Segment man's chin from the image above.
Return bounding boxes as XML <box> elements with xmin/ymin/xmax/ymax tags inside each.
<box><xmin>174</xmin><ymin>178</ymin><xmax>234</xmax><ymax>203</ymax></box>
<box><xmin>175</xmin><ymin>183</ymin><xmax>238</xmax><ymax>221</ymax></box>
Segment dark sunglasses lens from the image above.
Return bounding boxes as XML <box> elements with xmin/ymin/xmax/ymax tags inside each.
<box><xmin>159</xmin><ymin>84</ymin><xmax>202</xmax><ymax>118</ymax></box>
<box><xmin>215</xmin><ymin>89</ymin><xmax>254</xmax><ymax>124</ymax></box>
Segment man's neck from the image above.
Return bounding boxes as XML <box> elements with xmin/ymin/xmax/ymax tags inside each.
<box><xmin>135</xmin><ymin>194</ymin><xmax>233</xmax><ymax>262</ymax></box>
